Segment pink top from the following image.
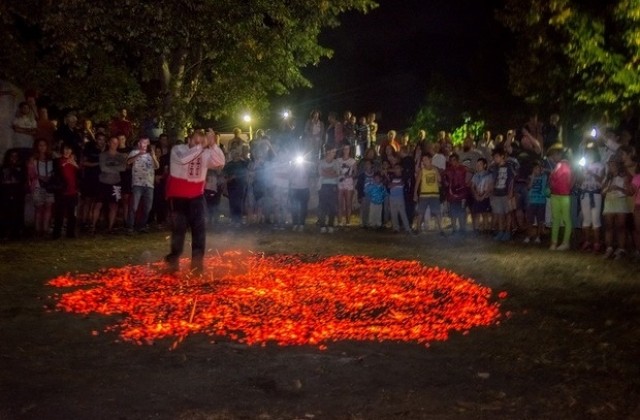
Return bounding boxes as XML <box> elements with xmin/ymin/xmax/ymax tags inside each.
<box><xmin>549</xmin><ymin>160</ymin><xmax>572</xmax><ymax>195</ymax></box>
<box><xmin>632</xmin><ymin>173</ymin><xmax>640</xmax><ymax>206</ymax></box>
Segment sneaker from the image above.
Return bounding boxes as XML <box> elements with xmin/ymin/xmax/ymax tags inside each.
<box><xmin>580</xmin><ymin>241</ymin><xmax>592</xmax><ymax>251</ymax></box>
<box><xmin>493</xmin><ymin>232</ymin><xmax>502</xmax><ymax>241</ymax></box>
<box><xmin>298</xmin><ymin>225</ymin><xmax>305</xmax><ymax>232</ymax></box>
<box><xmin>549</xmin><ymin>243</ymin><xmax>557</xmax><ymax>251</ymax></box>
<box><xmin>592</xmin><ymin>243</ymin><xmax>602</xmax><ymax>254</ymax></box>
<box><xmin>534</xmin><ymin>236</ymin><xmax>541</xmax><ymax>244</ymax></box>
<box><xmin>523</xmin><ymin>236</ymin><xmax>531</xmax><ymax>244</ymax></box>
<box><xmin>320</xmin><ymin>227</ymin><xmax>328</xmax><ymax>234</ymax></box>
<box><xmin>327</xmin><ymin>227</ymin><xmax>334</xmax><ymax>234</ymax></box>
<box><xmin>556</xmin><ymin>242</ymin><xmax>570</xmax><ymax>251</ymax></box>
<box><xmin>292</xmin><ymin>225</ymin><xmax>299</xmax><ymax>232</ymax></box>
<box><xmin>500</xmin><ymin>232</ymin><xmax>511</xmax><ymax>241</ymax></box>
<box><xmin>613</xmin><ymin>248</ymin><xmax>626</xmax><ymax>260</ymax></box>
<box><xmin>603</xmin><ymin>246</ymin><xmax>614</xmax><ymax>259</ymax></box>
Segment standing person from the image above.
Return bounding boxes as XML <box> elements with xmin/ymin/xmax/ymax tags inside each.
<box><xmin>0</xmin><ymin>150</ymin><xmax>26</xmax><ymax>240</ymax></box>
<box><xmin>324</xmin><ymin>112</ymin><xmax>344</xmax><ymax>154</ymax></box>
<box><xmin>470</xmin><ymin>158</ymin><xmax>493</xmax><ymax>235</ymax></box>
<box><xmin>317</xmin><ymin>146</ymin><xmax>340</xmax><ymax>233</ymax></box>
<box><xmin>78</xmin><ymin>133</ymin><xmax>105</xmax><ymax>230</ymax></box>
<box><xmin>28</xmin><ymin>139</ymin><xmax>55</xmax><ymax>238</ymax></box>
<box><xmin>356</xmin><ymin>159</ymin><xmax>376</xmax><ymax>228</ymax></box>
<box><xmin>443</xmin><ymin>153</ymin><xmax>470</xmax><ymax>234</ymax></box>
<box><xmin>578</xmin><ymin>147</ymin><xmax>605</xmax><ymax>252</ymax></box>
<box><xmin>150</xmin><ymin>133</ymin><xmax>171</xmax><ymax>227</ymax></box>
<box><xmin>289</xmin><ymin>153</ymin><xmax>312</xmax><ymax>232</ymax></box>
<box><xmin>12</xmin><ymin>101</ymin><xmax>37</xmax><ymax>153</ymax></box>
<box><xmin>365</xmin><ymin>172</ymin><xmax>387</xmax><ymax>229</ymax></box>
<box><xmin>366</xmin><ymin>112</ymin><xmax>378</xmax><ymax>150</ymax></box>
<box><xmin>490</xmin><ymin>148</ymin><xmax>515</xmax><ymax>241</ymax></box>
<box><xmin>601</xmin><ymin>158</ymin><xmax>633</xmax><ymax>259</ymax></box>
<box><xmin>91</xmin><ymin>136</ymin><xmax>127</xmax><ymax>234</ymax></box>
<box><xmin>414</xmin><ymin>153</ymin><xmax>443</xmax><ymax>234</ymax></box>
<box><xmin>388</xmin><ymin>164</ymin><xmax>412</xmax><ymax>233</ymax></box>
<box><xmin>523</xmin><ymin>161</ymin><xmax>548</xmax><ymax>244</ymax></box>
<box><xmin>126</xmin><ymin>137</ymin><xmax>159</xmax><ymax>233</ymax></box>
<box><xmin>117</xmin><ymin>134</ymin><xmax>133</xmax><ymax>229</ymax></box>
<box><xmin>354</xmin><ymin>116</ymin><xmax>369</xmax><ymax>158</ymax></box>
<box><xmin>223</xmin><ymin>148</ymin><xmax>249</xmax><ymax>227</ymax></box>
<box><xmin>165</xmin><ymin>129</ymin><xmax>225</xmax><ymax>274</ymax></box>
<box><xmin>304</xmin><ymin>110</ymin><xmax>324</xmax><ymax>160</ymax></box>
<box><xmin>547</xmin><ymin>144</ymin><xmax>573</xmax><ymax>251</ymax></box>
<box><xmin>336</xmin><ymin>145</ymin><xmax>357</xmax><ymax>226</ymax></box>
<box><xmin>52</xmin><ymin>144</ymin><xmax>79</xmax><ymax>239</ymax></box>
<box><xmin>631</xmin><ymin>165</ymin><xmax>640</xmax><ymax>260</ymax></box>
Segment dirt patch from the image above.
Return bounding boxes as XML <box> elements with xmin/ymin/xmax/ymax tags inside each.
<box><xmin>1</xmin><ymin>228</ymin><xmax>639</xmax><ymax>419</ymax></box>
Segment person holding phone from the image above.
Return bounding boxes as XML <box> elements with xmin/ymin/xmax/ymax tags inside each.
<box><xmin>126</xmin><ymin>136</ymin><xmax>159</xmax><ymax>233</ymax></box>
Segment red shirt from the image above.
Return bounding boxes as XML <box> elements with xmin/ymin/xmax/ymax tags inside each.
<box><xmin>549</xmin><ymin>160</ymin><xmax>572</xmax><ymax>195</ymax></box>
<box><xmin>60</xmin><ymin>157</ymin><xmax>78</xmax><ymax>196</ymax></box>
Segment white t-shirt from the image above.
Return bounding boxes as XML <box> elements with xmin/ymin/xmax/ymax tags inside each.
<box><xmin>12</xmin><ymin>114</ymin><xmax>37</xmax><ymax>149</ymax></box>
<box><xmin>128</xmin><ymin>149</ymin><xmax>156</xmax><ymax>188</ymax></box>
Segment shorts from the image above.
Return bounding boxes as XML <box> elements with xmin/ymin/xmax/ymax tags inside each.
<box><xmin>99</xmin><ymin>182</ymin><xmax>122</xmax><ymax>204</ymax></box>
<box><xmin>580</xmin><ymin>192</ymin><xmax>602</xmax><ymax>228</ymax></box>
<box><xmin>338</xmin><ymin>177</ymin><xmax>355</xmax><ymax>191</ymax></box>
<box><xmin>416</xmin><ymin>196</ymin><xmax>441</xmax><ymax>216</ymax></box>
<box><xmin>490</xmin><ymin>195</ymin><xmax>510</xmax><ymax>215</ymax></box>
<box><xmin>470</xmin><ymin>197</ymin><xmax>491</xmax><ymax>214</ymax></box>
<box><xmin>32</xmin><ymin>186</ymin><xmax>55</xmax><ymax>206</ymax></box>
<box><xmin>513</xmin><ymin>183</ymin><xmax>528</xmax><ymax>210</ymax></box>
<box><xmin>80</xmin><ymin>177</ymin><xmax>101</xmax><ymax>199</ymax></box>
<box><xmin>603</xmin><ymin>195</ymin><xmax>631</xmax><ymax>214</ymax></box>
<box><xmin>526</xmin><ymin>203</ymin><xmax>546</xmax><ymax>225</ymax></box>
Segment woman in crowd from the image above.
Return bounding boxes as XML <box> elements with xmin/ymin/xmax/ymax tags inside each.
<box><xmin>28</xmin><ymin>139</ymin><xmax>56</xmax><ymax>238</ymax></box>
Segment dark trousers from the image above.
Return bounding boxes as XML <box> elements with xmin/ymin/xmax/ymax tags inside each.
<box><xmin>227</xmin><ymin>182</ymin><xmax>245</xmax><ymax>223</ymax></box>
<box><xmin>53</xmin><ymin>194</ymin><xmax>78</xmax><ymax>238</ymax></box>
<box><xmin>290</xmin><ymin>188</ymin><xmax>310</xmax><ymax>225</ymax></box>
<box><xmin>318</xmin><ymin>184</ymin><xmax>338</xmax><ymax>227</ymax></box>
<box><xmin>166</xmin><ymin>196</ymin><xmax>206</xmax><ymax>271</ymax></box>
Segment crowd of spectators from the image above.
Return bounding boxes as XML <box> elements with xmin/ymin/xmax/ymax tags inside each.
<box><xmin>2</xmin><ymin>102</ymin><xmax>640</xmax><ymax>261</ymax></box>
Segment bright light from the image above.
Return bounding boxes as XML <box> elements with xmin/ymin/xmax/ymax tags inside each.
<box><xmin>283</xmin><ymin>110</ymin><xmax>290</xmax><ymax>119</ymax></box>
<box><xmin>243</xmin><ymin>114</ymin><xmax>251</xmax><ymax>123</ymax></box>
<box><xmin>590</xmin><ymin>127</ymin><xmax>597</xmax><ymax>138</ymax></box>
<box><xmin>579</xmin><ymin>157</ymin><xmax>586</xmax><ymax>167</ymax></box>
<box><xmin>294</xmin><ymin>155</ymin><xmax>304</xmax><ymax>165</ymax></box>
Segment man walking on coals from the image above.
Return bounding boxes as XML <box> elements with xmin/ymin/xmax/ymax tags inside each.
<box><xmin>165</xmin><ymin>129</ymin><xmax>225</xmax><ymax>274</ymax></box>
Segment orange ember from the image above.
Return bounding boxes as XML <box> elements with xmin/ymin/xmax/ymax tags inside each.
<box><xmin>47</xmin><ymin>252</ymin><xmax>502</xmax><ymax>349</ymax></box>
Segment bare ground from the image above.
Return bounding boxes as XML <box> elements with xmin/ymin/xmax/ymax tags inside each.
<box><xmin>1</xmin><ymin>227</ymin><xmax>639</xmax><ymax>419</ymax></box>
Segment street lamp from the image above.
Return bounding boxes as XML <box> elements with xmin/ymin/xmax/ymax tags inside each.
<box><xmin>243</xmin><ymin>114</ymin><xmax>252</xmax><ymax>140</ymax></box>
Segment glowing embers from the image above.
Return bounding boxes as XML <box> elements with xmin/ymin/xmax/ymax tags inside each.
<box><xmin>47</xmin><ymin>252</ymin><xmax>501</xmax><ymax>349</ymax></box>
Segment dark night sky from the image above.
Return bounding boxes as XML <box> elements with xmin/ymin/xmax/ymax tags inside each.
<box><xmin>278</xmin><ymin>0</ymin><xmax>519</xmax><ymax>133</ymax></box>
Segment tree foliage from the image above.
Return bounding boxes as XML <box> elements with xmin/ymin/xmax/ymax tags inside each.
<box><xmin>497</xmin><ymin>0</ymin><xmax>640</xmax><ymax>118</ymax></box>
<box><xmin>0</xmin><ymin>0</ymin><xmax>377</xmax><ymax>134</ymax></box>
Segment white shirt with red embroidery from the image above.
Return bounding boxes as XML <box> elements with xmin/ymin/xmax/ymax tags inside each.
<box><xmin>166</xmin><ymin>144</ymin><xmax>225</xmax><ymax>199</ymax></box>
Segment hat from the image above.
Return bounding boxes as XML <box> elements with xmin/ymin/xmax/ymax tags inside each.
<box><xmin>546</xmin><ymin>142</ymin><xmax>565</xmax><ymax>155</ymax></box>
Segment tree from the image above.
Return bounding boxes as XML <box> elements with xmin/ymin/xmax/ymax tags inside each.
<box><xmin>0</xmin><ymin>0</ymin><xmax>377</xmax><ymax>136</ymax></box>
<box><xmin>497</xmin><ymin>0</ymin><xmax>640</xmax><ymax>124</ymax></box>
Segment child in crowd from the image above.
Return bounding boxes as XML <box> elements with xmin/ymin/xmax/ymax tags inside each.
<box><xmin>365</xmin><ymin>172</ymin><xmax>387</xmax><ymax>229</ymax></box>
<box><xmin>414</xmin><ymin>153</ymin><xmax>443</xmax><ymax>234</ymax></box>
<box><xmin>443</xmin><ymin>153</ymin><xmax>469</xmax><ymax>234</ymax></box>
<box><xmin>601</xmin><ymin>158</ymin><xmax>633</xmax><ymax>259</ymax></box>
<box><xmin>547</xmin><ymin>144</ymin><xmax>573</xmax><ymax>251</ymax></box>
<box><xmin>317</xmin><ymin>147</ymin><xmax>340</xmax><ymax>233</ymax></box>
<box><xmin>490</xmin><ymin>148</ymin><xmax>515</xmax><ymax>241</ymax></box>
<box><xmin>470</xmin><ymin>157</ymin><xmax>492</xmax><ymax>234</ymax></box>
<box><xmin>356</xmin><ymin>159</ymin><xmax>376</xmax><ymax>228</ymax></box>
<box><xmin>523</xmin><ymin>161</ymin><xmax>548</xmax><ymax>244</ymax></box>
<box><xmin>388</xmin><ymin>164</ymin><xmax>412</xmax><ymax>233</ymax></box>
<box><xmin>578</xmin><ymin>147</ymin><xmax>605</xmax><ymax>252</ymax></box>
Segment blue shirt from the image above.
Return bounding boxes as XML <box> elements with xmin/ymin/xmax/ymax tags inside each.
<box><xmin>528</xmin><ymin>173</ymin><xmax>548</xmax><ymax>204</ymax></box>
